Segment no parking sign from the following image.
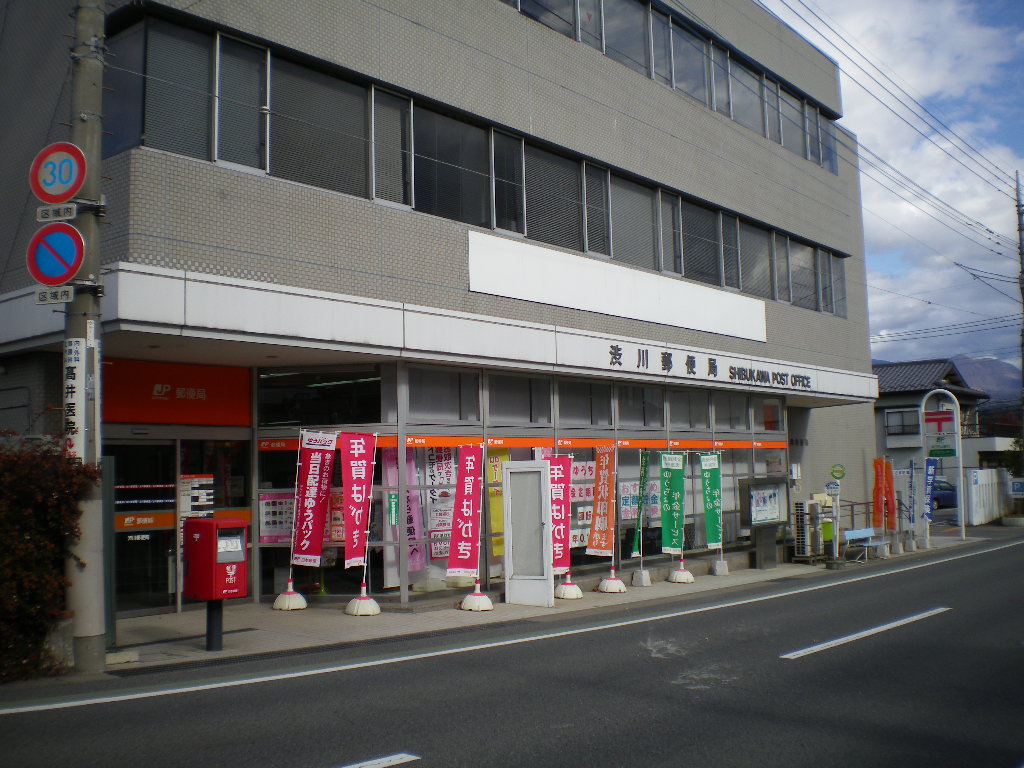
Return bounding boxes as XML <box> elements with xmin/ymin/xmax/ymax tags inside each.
<box><xmin>26</xmin><ymin>222</ymin><xmax>85</xmax><ymax>286</ymax></box>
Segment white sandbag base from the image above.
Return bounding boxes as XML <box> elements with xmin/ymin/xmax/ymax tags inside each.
<box><xmin>272</xmin><ymin>578</ymin><xmax>308</xmax><ymax>611</ymax></box>
<box><xmin>597</xmin><ymin>567</ymin><xmax>627</xmax><ymax>593</ymax></box>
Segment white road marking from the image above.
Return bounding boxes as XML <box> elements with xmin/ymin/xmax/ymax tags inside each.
<box><xmin>335</xmin><ymin>753</ymin><xmax>420</xmax><ymax>768</ymax></box>
<box><xmin>781</xmin><ymin>607</ymin><xmax>951</xmax><ymax>659</ymax></box>
<box><xmin>1</xmin><ymin>539</ymin><xmax>1018</xmax><ymax>715</ymax></box>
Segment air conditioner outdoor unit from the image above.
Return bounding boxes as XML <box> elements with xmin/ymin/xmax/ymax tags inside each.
<box><xmin>793</xmin><ymin>500</ymin><xmax>823</xmax><ymax>559</ymax></box>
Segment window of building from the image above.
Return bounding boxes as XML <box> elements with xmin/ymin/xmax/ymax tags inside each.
<box><xmin>713</xmin><ymin>393</ymin><xmax>749</xmax><ymax>430</ymax></box>
<box><xmin>739</xmin><ymin>221</ymin><xmax>772</xmax><ymax>299</ymax></box>
<box><xmin>494</xmin><ymin>132</ymin><xmax>525</xmax><ymax>233</ymax></box>
<box><xmin>604</xmin><ymin>0</ymin><xmax>649</xmax><ymax>76</ymax></box>
<box><xmin>660</xmin><ymin>192</ymin><xmax>682</xmax><ymax>273</ymax></box>
<box><xmin>764</xmin><ymin>80</ymin><xmax>781</xmax><ymax>145</ymax></box>
<box><xmin>610</xmin><ymin>175</ymin><xmax>658</xmax><ymax>270</ymax></box>
<box><xmin>584</xmin><ymin>163</ymin><xmax>610</xmax><ymax>255</ymax></box>
<box><xmin>103</xmin><ymin>24</ymin><xmax>145</xmax><ymax>158</ymax></box>
<box><xmin>885</xmin><ymin>409</ymin><xmax>920</xmax><ymax>436</ymax></box>
<box><xmin>730</xmin><ymin>59</ymin><xmax>763</xmax><ymax>135</ymax></box>
<box><xmin>525</xmin><ymin>144</ymin><xmax>583</xmax><ymax>250</ymax></box>
<box><xmin>144</xmin><ymin>20</ymin><xmax>212</xmax><ymax>160</ymax></box>
<box><xmin>413</xmin><ymin>107</ymin><xmax>490</xmax><ymax>228</ymax></box>
<box><xmin>818</xmin><ymin>249</ymin><xmax>835</xmax><ymax>313</ymax></box>
<box><xmin>408</xmin><ymin>367</ymin><xmax>480</xmax><ymax>422</ymax></box>
<box><xmin>217</xmin><ymin>35</ymin><xmax>267</xmax><ymax>169</ymax></box>
<box><xmin>671</xmin><ymin>23</ymin><xmax>708</xmax><ymax>105</ymax></box>
<box><xmin>558</xmin><ymin>379</ymin><xmax>612</xmax><ymax>426</ymax></box>
<box><xmin>668</xmin><ymin>388</ymin><xmax>709</xmax><ymax>430</ymax></box>
<box><xmin>257</xmin><ymin>367</ymin><xmax>382</xmax><ymax>426</ymax></box>
<box><xmin>780</xmin><ymin>88</ymin><xmax>805</xmax><ymax>158</ymax></box>
<box><xmin>681</xmin><ymin>201</ymin><xmax>721</xmax><ymax>285</ymax></box>
<box><xmin>270</xmin><ymin>59</ymin><xmax>367</xmax><ymax>195</ymax></box>
<box><xmin>754</xmin><ymin>397</ymin><xmax>784</xmax><ymax>431</ymax></box>
<box><xmin>711</xmin><ymin>46</ymin><xmax>731</xmax><ymax>117</ymax></box>
<box><xmin>488</xmin><ymin>374</ymin><xmax>551</xmax><ymax>424</ymax></box>
<box><xmin>722</xmin><ymin>214</ymin><xmax>740</xmax><ymax>289</ymax></box>
<box><xmin>822</xmin><ymin>120</ymin><xmax>840</xmax><ymax>175</ymax></box>
<box><xmin>521</xmin><ymin>0</ymin><xmax>575</xmax><ymax>39</ymax></box>
<box><xmin>832</xmin><ymin>255</ymin><xmax>847</xmax><ymax>317</ymax></box>
<box><xmin>773</xmin><ymin>233</ymin><xmax>791</xmax><ymax>302</ymax></box>
<box><xmin>806</xmin><ymin>104</ymin><xmax>821</xmax><ymax>166</ymax></box>
<box><xmin>618</xmin><ymin>385</ymin><xmax>664</xmax><ymax>428</ymax></box>
<box><xmin>651</xmin><ymin>11</ymin><xmax>672</xmax><ymax>86</ymax></box>
<box><xmin>374</xmin><ymin>90</ymin><xmax>411</xmax><ymax>204</ymax></box>
<box><xmin>789</xmin><ymin>240</ymin><xmax>818</xmax><ymax>310</ymax></box>
<box><xmin>579</xmin><ymin>0</ymin><xmax>603</xmax><ymax>49</ymax></box>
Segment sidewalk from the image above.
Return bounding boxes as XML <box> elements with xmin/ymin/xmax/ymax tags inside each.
<box><xmin>107</xmin><ymin>530</ymin><xmax>981</xmax><ymax>673</ymax></box>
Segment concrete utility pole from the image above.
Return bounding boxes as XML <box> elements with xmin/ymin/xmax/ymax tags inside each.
<box><xmin>65</xmin><ymin>0</ymin><xmax>106</xmax><ymax>675</ymax></box>
<box><xmin>1017</xmin><ymin>172</ymin><xmax>1024</xmax><ymax>492</ymax></box>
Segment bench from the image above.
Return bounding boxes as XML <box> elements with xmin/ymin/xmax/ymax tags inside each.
<box><xmin>842</xmin><ymin>527</ymin><xmax>888</xmax><ymax>562</ymax></box>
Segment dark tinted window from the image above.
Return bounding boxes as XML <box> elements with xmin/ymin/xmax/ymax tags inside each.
<box><xmin>494</xmin><ymin>132</ymin><xmax>524</xmax><ymax>232</ymax></box>
<box><xmin>104</xmin><ymin>24</ymin><xmax>145</xmax><ymax>158</ymax></box>
<box><xmin>257</xmin><ymin>368</ymin><xmax>382</xmax><ymax>426</ymax></box>
<box><xmin>681</xmin><ymin>202</ymin><xmax>720</xmax><ymax>285</ymax></box>
<box><xmin>218</xmin><ymin>37</ymin><xmax>266</xmax><ymax>168</ymax></box>
<box><xmin>145</xmin><ymin>20</ymin><xmax>211</xmax><ymax>159</ymax></box>
<box><xmin>525</xmin><ymin>145</ymin><xmax>583</xmax><ymax>250</ymax></box>
<box><xmin>604</xmin><ymin>0</ymin><xmax>649</xmax><ymax>76</ymax></box>
<box><xmin>413</xmin><ymin>107</ymin><xmax>490</xmax><ymax>227</ymax></box>
<box><xmin>610</xmin><ymin>175</ymin><xmax>658</xmax><ymax>270</ymax></box>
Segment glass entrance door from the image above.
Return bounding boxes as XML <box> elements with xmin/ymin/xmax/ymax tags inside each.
<box><xmin>106</xmin><ymin>442</ymin><xmax>177</xmax><ymax>613</ymax></box>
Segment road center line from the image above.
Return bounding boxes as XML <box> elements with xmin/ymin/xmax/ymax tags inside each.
<box><xmin>780</xmin><ymin>607</ymin><xmax>951</xmax><ymax>660</ymax></box>
<box><xmin>335</xmin><ymin>753</ymin><xmax>420</xmax><ymax>768</ymax></box>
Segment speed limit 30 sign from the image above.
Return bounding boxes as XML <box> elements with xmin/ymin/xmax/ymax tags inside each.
<box><xmin>29</xmin><ymin>142</ymin><xmax>87</xmax><ymax>204</ymax></box>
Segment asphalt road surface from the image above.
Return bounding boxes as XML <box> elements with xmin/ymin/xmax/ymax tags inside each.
<box><xmin>3</xmin><ymin>535</ymin><xmax>1023</xmax><ymax>768</ymax></box>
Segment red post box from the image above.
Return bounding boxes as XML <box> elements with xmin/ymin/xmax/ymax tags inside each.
<box><xmin>183</xmin><ymin>518</ymin><xmax>249</xmax><ymax>601</ymax></box>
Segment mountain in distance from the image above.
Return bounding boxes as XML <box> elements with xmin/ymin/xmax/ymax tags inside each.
<box><xmin>951</xmin><ymin>354</ymin><xmax>1021</xmax><ymax>404</ymax></box>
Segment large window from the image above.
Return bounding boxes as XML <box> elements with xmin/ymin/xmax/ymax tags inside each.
<box><xmin>374</xmin><ymin>90</ymin><xmax>411</xmax><ymax>204</ymax></box>
<box><xmin>144</xmin><ymin>20</ymin><xmax>212</xmax><ymax>160</ymax></box>
<box><xmin>408</xmin><ymin>367</ymin><xmax>480</xmax><ymax>422</ymax></box>
<box><xmin>585</xmin><ymin>164</ymin><xmax>610</xmax><ymax>255</ymax></box>
<box><xmin>780</xmin><ymin>88</ymin><xmax>806</xmax><ymax>158</ymax></box>
<box><xmin>669</xmin><ymin>389</ymin><xmax>709</xmax><ymax>430</ymax></box>
<box><xmin>730</xmin><ymin>59</ymin><xmax>764</xmax><ymax>135</ymax></box>
<box><xmin>604</xmin><ymin>0</ymin><xmax>649</xmax><ymax>76</ymax></box>
<box><xmin>521</xmin><ymin>0</ymin><xmax>575</xmax><ymax>38</ymax></box>
<box><xmin>774</xmin><ymin>233</ymin><xmax>791</xmax><ymax>302</ymax></box>
<box><xmin>270</xmin><ymin>59</ymin><xmax>367</xmax><ymax>195</ymax></box>
<box><xmin>660</xmin><ymin>192</ymin><xmax>682</xmax><ymax>273</ymax></box>
<box><xmin>818</xmin><ymin>249</ymin><xmax>834</xmax><ymax>313</ymax></box>
<box><xmin>739</xmin><ymin>222</ymin><xmax>773</xmax><ymax>298</ymax></box>
<box><xmin>413</xmin><ymin>107</ymin><xmax>490</xmax><ymax>227</ymax></box>
<box><xmin>525</xmin><ymin>145</ymin><xmax>583</xmax><ymax>251</ymax></box>
<box><xmin>711</xmin><ymin>46</ymin><xmax>731</xmax><ymax>117</ymax></box>
<box><xmin>558</xmin><ymin>380</ymin><xmax>612</xmax><ymax>426</ymax></box>
<box><xmin>722</xmin><ymin>214</ymin><xmax>740</xmax><ymax>289</ymax></box>
<box><xmin>618</xmin><ymin>385</ymin><xmax>664</xmax><ymax>428</ymax></box>
<box><xmin>488</xmin><ymin>375</ymin><xmax>551</xmax><ymax>424</ymax></box>
<box><xmin>789</xmin><ymin>241</ymin><xmax>818</xmax><ymax>310</ymax></box>
<box><xmin>610</xmin><ymin>175</ymin><xmax>658</xmax><ymax>270</ymax></box>
<box><xmin>651</xmin><ymin>11</ymin><xmax>672</xmax><ymax>86</ymax></box>
<box><xmin>217</xmin><ymin>36</ymin><xmax>267</xmax><ymax>169</ymax></box>
<box><xmin>681</xmin><ymin>202</ymin><xmax>720</xmax><ymax>286</ymax></box>
<box><xmin>494</xmin><ymin>132</ymin><xmax>525</xmax><ymax>232</ymax></box>
<box><xmin>672</xmin><ymin>23</ymin><xmax>708</xmax><ymax>105</ymax></box>
<box><xmin>104</xmin><ymin>24</ymin><xmax>144</xmax><ymax>159</ymax></box>
<box><xmin>257</xmin><ymin>368</ymin><xmax>381</xmax><ymax>427</ymax></box>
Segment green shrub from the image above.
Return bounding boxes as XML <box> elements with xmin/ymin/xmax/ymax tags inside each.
<box><xmin>0</xmin><ymin>434</ymin><xmax>100</xmax><ymax>681</ymax></box>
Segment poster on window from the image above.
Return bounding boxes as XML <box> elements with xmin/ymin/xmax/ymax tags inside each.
<box><xmin>427</xmin><ymin>446</ymin><xmax>456</xmax><ymax>559</ymax></box>
<box><xmin>487</xmin><ymin>448</ymin><xmax>509</xmax><ymax>558</ymax></box>
<box><xmin>586</xmin><ymin>444</ymin><xmax>616</xmax><ymax>557</ymax></box>
<box><xmin>382</xmin><ymin>448</ymin><xmax>427</xmax><ymax>585</ymax></box>
<box><xmin>699</xmin><ymin>452</ymin><xmax>723</xmax><ymax>551</ymax></box>
<box><xmin>446</xmin><ymin>445</ymin><xmax>483</xmax><ymax>578</ymax></box>
<box><xmin>290</xmin><ymin>430</ymin><xmax>337</xmax><ymax>567</ymax></box>
<box><xmin>339</xmin><ymin>432</ymin><xmax>377</xmax><ymax>569</ymax></box>
<box><xmin>750</xmin><ymin>484</ymin><xmax>783</xmax><ymax>525</ymax></box>
<box><xmin>545</xmin><ymin>455</ymin><xmax>572</xmax><ymax>574</ymax></box>
<box><xmin>660</xmin><ymin>452</ymin><xmax>685</xmax><ymax>555</ymax></box>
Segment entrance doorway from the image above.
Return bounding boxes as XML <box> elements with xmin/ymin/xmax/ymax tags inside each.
<box><xmin>502</xmin><ymin>460</ymin><xmax>553</xmax><ymax>607</ymax></box>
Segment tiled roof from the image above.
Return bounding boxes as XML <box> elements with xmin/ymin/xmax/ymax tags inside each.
<box><xmin>872</xmin><ymin>359</ymin><xmax>988</xmax><ymax>399</ymax></box>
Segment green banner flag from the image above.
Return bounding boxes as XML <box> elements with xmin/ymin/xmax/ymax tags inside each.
<box><xmin>660</xmin><ymin>452</ymin><xmax>685</xmax><ymax>554</ymax></box>
<box><xmin>630</xmin><ymin>450</ymin><xmax>649</xmax><ymax>558</ymax></box>
<box><xmin>699</xmin><ymin>452</ymin><xmax>723</xmax><ymax>550</ymax></box>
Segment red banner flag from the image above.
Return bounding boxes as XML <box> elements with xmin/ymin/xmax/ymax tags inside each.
<box><xmin>872</xmin><ymin>457</ymin><xmax>885</xmax><ymax>529</ymax></box>
<box><xmin>340</xmin><ymin>432</ymin><xmax>377</xmax><ymax>569</ymax></box>
<box><xmin>446</xmin><ymin>445</ymin><xmax>483</xmax><ymax>578</ymax></box>
<box><xmin>586</xmin><ymin>443</ymin><xmax>616</xmax><ymax>557</ymax></box>
<box><xmin>546</xmin><ymin>455</ymin><xmax>572</xmax><ymax>574</ymax></box>
<box><xmin>884</xmin><ymin>459</ymin><xmax>897</xmax><ymax>530</ymax></box>
<box><xmin>291</xmin><ymin>430</ymin><xmax>337</xmax><ymax>567</ymax></box>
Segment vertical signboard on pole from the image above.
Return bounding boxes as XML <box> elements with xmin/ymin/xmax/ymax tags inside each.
<box><xmin>660</xmin><ymin>452</ymin><xmax>685</xmax><ymax>555</ymax></box>
<box><xmin>700</xmin><ymin>452</ymin><xmax>723</xmax><ymax>549</ymax></box>
<box><xmin>586</xmin><ymin>444</ymin><xmax>616</xmax><ymax>557</ymax></box>
<box><xmin>291</xmin><ymin>430</ymin><xmax>337</xmax><ymax>567</ymax></box>
<box><xmin>446</xmin><ymin>445</ymin><xmax>483</xmax><ymax>578</ymax></box>
<box><xmin>339</xmin><ymin>432</ymin><xmax>377</xmax><ymax>569</ymax></box>
<box><xmin>62</xmin><ymin>338</ymin><xmax>87</xmax><ymax>459</ymax></box>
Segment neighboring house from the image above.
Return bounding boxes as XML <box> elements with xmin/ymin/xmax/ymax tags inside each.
<box><xmin>1</xmin><ymin>0</ymin><xmax>877</xmax><ymax>614</ymax></box>
<box><xmin>873</xmin><ymin>359</ymin><xmax>991</xmax><ymax>476</ymax></box>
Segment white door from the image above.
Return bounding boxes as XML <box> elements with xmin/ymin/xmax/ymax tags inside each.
<box><xmin>502</xmin><ymin>461</ymin><xmax>553</xmax><ymax>607</ymax></box>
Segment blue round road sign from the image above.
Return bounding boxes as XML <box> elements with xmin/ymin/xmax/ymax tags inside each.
<box><xmin>26</xmin><ymin>222</ymin><xmax>85</xmax><ymax>286</ymax></box>
<box><xmin>29</xmin><ymin>142</ymin><xmax>87</xmax><ymax>204</ymax></box>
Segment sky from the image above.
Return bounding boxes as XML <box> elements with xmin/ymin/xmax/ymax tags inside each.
<box><xmin>756</xmin><ymin>0</ymin><xmax>1024</xmax><ymax>369</ymax></box>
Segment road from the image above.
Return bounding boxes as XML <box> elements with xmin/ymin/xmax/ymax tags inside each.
<box><xmin>2</xmin><ymin>535</ymin><xmax>1023</xmax><ymax>768</ymax></box>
